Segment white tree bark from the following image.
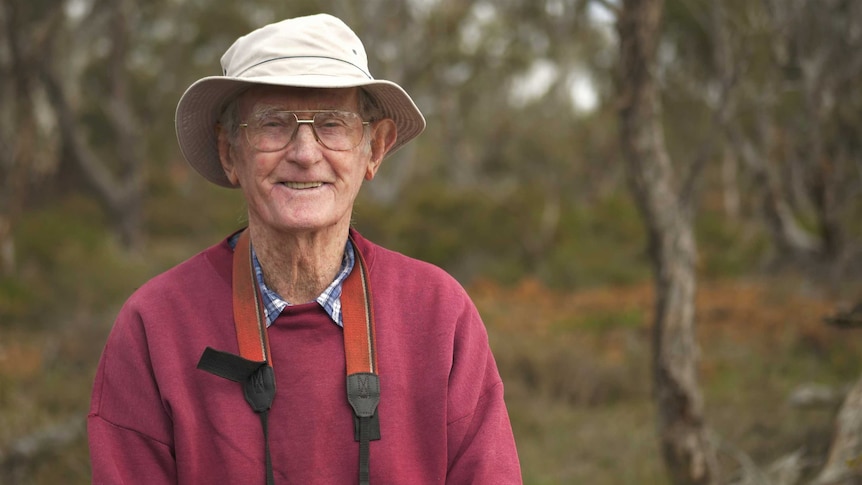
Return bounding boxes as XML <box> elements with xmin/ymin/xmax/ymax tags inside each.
<box><xmin>812</xmin><ymin>376</ymin><xmax>862</xmax><ymax>485</ymax></box>
<box><xmin>617</xmin><ymin>0</ymin><xmax>718</xmax><ymax>483</ymax></box>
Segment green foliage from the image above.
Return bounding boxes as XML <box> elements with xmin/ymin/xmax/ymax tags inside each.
<box><xmin>355</xmin><ymin>183</ymin><xmax>513</xmax><ymax>280</ymax></box>
<box><xmin>554</xmin><ymin>194</ymin><xmax>652</xmax><ymax>287</ymax></box>
<box><xmin>15</xmin><ymin>196</ymin><xmax>106</xmax><ymax>266</ymax></box>
<box><xmin>553</xmin><ymin>308</ymin><xmax>644</xmax><ymax>333</ymax></box>
<box><xmin>356</xmin><ymin>185</ymin><xmax>654</xmax><ymax>288</ymax></box>
<box><xmin>0</xmin><ymin>278</ymin><xmax>33</xmax><ymax>321</ymax></box>
<box><xmin>696</xmin><ymin>211</ymin><xmax>770</xmax><ymax>278</ymax></box>
<box><xmin>146</xmin><ymin>172</ymin><xmax>247</xmax><ymax>241</ymax></box>
<box><xmin>1</xmin><ymin>195</ymin><xmax>150</xmax><ymax>327</ymax></box>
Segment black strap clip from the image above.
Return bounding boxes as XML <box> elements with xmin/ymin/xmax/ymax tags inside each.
<box><xmin>197</xmin><ymin>347</ymin><xmax>276</xmax><ymax>412</ymax></box>
<box><xmin>346</xmin><ymin>373</ymin><xmax>381</xmax><ymax>440</ymax></box>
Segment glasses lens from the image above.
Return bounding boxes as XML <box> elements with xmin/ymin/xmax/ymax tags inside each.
<box><xmin>313</xmin><ymin>111</ymin><xmax>364</xmax><ymax>151</ymax></box>
<box><xmin>248</xmin><ymin>113</ymin><xmax>297</xmax><ymax>152</ymax></box>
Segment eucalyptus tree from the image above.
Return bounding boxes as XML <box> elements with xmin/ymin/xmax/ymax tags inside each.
<box><xmin>616</xmin><ymin>0</ymin><xmax>717</xmax><ymax>482</ymax></box>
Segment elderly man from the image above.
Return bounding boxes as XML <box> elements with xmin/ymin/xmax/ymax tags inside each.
<box><xmin>88</xmin><ymin>13</ymin><xmax>521</xmax><ymax>485</ymax></box>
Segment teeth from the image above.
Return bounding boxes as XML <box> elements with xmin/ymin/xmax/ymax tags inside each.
<box><xmin>283</xmin><ymin>181</ymin><xmax>323</xmax><ymax>189</ymax></box>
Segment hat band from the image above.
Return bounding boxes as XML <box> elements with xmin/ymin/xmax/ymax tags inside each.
<box><xmin>232</xmin><ymin>56</ymin><xmax>373</xmax><ymax>80</ymax></box>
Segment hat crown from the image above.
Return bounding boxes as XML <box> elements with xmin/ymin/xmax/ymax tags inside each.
<box><xmin>221</xmin><ymin>14</ymin><xmax>372</xmax><ymax>80</ymax></box>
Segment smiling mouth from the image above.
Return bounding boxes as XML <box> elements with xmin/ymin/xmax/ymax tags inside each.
<box><xmin>283</xmin><ymin>181</ymin><xmax>324</xmax><ymax>189</ymax></box>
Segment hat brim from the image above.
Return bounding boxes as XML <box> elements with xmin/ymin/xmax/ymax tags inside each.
<box><xmin>175</xmin><ymin>75</ymin><xmax>426</xmax><ymax>187</ymax></box>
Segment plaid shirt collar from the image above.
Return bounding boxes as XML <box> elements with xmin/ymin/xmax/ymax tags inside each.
<box><xmin>229</xmin><ymin>232</ymin><xmax>355</xmax><ymax>327</ymax></box>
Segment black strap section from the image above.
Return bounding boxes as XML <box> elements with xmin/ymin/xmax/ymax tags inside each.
<box><xmin>352</xmin><ymin>412</ymin><xmax>381</xmax><ymax>442</ymax></box>
<box><xmin>260</xmin><ymin>410</ymin><xmax>275</xmax><ymax>485</ymax></box>
<box><xmin>197</xmin><ymin>347</ymin><xmax>276</xmax><ymax>484</ymax></box>
<box><xmin>347</xmin><ymin>373</ymin><xmax>380</xmax><ymax>485</ymax></box>
<box><xmin>358</xmin><ymin>417</ymin><xmax>372</xmax><ymax>485</ymax></box>
<box><xmin>197</xmin><ymin>347</ymin><xmax>264</xmax><ymax>382</ymax></box>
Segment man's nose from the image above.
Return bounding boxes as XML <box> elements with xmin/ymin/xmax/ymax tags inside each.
<box><xmin>286</xmin><ymin>123</ymin><xmax>322</xmax><ymax>163</ymax></box>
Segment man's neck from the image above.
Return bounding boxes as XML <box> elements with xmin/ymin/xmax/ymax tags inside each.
<box><xmin>248</xmin><ymin>224</ymin><xmax>349</xmax><ymax>304</ymax></box>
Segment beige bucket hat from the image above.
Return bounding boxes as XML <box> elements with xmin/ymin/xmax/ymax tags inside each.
<box><xmin>175</xmin><ymin>14</ymin><xmax>426</xmax><ymax>187</ymax></box>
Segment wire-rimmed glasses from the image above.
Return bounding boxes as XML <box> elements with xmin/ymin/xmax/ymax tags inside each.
<box><xmin>239</xmin><ymin>110</ymin><xmax>371</xmax><ymax>152</ymax></box>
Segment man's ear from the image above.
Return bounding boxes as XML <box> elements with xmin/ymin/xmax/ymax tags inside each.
<box><xmin>365</xmin><ymin>119</ymin><xmax>397</xmax><ymax>181</ymax></box>
<box><xmin>217</xmin><ymin>125</ymin><xmax>240</xmax><ymax>187</ymax></box>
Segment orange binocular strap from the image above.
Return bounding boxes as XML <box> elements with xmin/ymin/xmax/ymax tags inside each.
<box><xmin>341</xmin><ymin>236</ymin><xmax>378</xmax><ymax>376</ymax></box>
<box><xmin>198</xmin><ymin>229</ymin><xmax>380</xmax><ymax>485</ymax></box>
<box><xmin>232</xmin><ymin>228</ymin><xmax>272</xmax><ymax>364</ymax></box>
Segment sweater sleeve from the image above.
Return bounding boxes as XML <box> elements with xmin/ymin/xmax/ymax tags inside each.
<box><xmin>445</xmin><ymin>297</ymin><xmax>522</xmax><ymax>484</ymax></box>
<box><xmin>88</xmin><ymin>302</ymin><xmax>178</xmax><ymax>485</ymax></box>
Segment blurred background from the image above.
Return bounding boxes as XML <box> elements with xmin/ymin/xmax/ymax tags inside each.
<box><xmin>1</xmin><ymin>0</ymin><xmax>861</xmax><ymax>483</ymax></box>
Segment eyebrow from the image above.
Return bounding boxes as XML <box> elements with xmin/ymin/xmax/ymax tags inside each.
<box><xmin>249</xmin><ymin>105</ymin><xmax>285</xmax><ymax>118</ymax></box>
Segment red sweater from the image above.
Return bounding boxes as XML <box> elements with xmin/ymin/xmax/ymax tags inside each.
<box><xmin>88</xmin><ymin>230</ymin><xmax>522</xmax><ymax>484</ymax></box>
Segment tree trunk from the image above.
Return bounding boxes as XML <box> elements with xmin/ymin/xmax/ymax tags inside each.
<box><xmin>616</xmin><ymin>0</ymin><xmax>718</xmax><ymax>484</ymax></box>
<box><xmin>812</xmin><ymin>375</ymin><xmax>862</xmax><ymax>485</ymax></box>
<box><xmin>105</xmin><ymin>0</ymin><xmax>145</xmax><ymax>250</ymax></box>
<box><xmin>708</xmin><ymin>1</ymin><xmax>820</xmax><ymax>261</ymax></box>
<box><xmin>0</xmin><ymin>0</ymin><xmax>36</xmax><ymax>276</ymax></box>
<box><xmin>36</xmin><ymin>0</ymin><xmax>145</xmax><ymax>252</ymax></box>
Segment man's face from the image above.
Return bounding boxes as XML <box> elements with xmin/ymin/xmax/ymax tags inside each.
<box><xmin>218</xmin><ymin>86</ymin><xmax>395</xmax><ymax>236</ymax></box>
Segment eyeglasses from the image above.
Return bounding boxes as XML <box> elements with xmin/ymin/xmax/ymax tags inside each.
<box><xmin>239</xmin><ymin>110</ymin><xmax>371</xmax><ymax>152</ymax></box>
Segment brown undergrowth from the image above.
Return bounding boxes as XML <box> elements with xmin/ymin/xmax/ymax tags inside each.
<box><xmin>472</xmin><ymin>277</ymin><xmax>861</xmax><ymax>484</ymax></box>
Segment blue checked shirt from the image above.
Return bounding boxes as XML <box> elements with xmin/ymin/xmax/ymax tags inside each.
<box><xmin>229</xmin><ymin>233</ymin><xmax>355</xmax><ymax>327</ymax></box>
